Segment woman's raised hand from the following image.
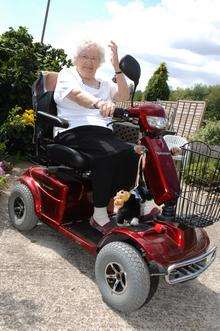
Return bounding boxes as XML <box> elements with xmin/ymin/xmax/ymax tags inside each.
<box><xmin>108</xmin><ymin>40</ymin><xmax>120</xmax><ymax>71</ymax></box>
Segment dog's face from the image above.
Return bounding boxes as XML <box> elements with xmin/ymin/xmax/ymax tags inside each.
<box><xmin>114</xmin><ymin>190</ymin><xmax>131</xmax><ymax>208</ymax></box>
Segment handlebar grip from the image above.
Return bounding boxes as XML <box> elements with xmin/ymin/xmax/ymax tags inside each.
<box><xmin>113</xmin><ymin>107</ymin><xmax>129</xmax><ymax>119</ymax></box>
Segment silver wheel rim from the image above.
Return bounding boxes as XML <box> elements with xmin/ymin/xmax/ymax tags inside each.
<box><xmin>105</xmin><ymin>262</ymin><xmax>127</xmax><ymax>294</ymax></box>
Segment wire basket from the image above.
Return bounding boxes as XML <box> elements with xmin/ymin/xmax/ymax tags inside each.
<box><xmin>175</xmin><ymin>142</ymin><xmax>220</xmax><ymax>227</ymax></box>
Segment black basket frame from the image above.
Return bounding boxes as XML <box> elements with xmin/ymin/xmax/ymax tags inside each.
<box><xmin>175</xmin><ymin>142</ymin><xmax>220</xmax><ymax>227</ymax></box>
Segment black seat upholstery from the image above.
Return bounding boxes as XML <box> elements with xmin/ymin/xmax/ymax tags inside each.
<box><xmin>32</xmin><ymin>72</ymin><xmax>89</xmax><ymax>170</ymax></box>
<box><xmin>47</xmin><ymin>144</ymin><xmax>89</xmax><ymax>168</ymax></box>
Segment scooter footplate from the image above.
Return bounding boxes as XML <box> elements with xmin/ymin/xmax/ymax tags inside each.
<box><xmin>63</xmin><ymin>220</ymin><xmax>103</xmax><ymax>245</ymax></box>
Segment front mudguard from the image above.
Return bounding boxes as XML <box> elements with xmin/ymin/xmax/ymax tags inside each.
<box><xmin>97</xmin><ymin>223</ymin><xmax>210</xmax><ymax>269</ymax></box>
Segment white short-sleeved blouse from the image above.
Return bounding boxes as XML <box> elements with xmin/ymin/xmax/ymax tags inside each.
<box><xmin>53</xmin><ymin>67</ymin><xmax>117</xmax><ymax>136</ymax></box>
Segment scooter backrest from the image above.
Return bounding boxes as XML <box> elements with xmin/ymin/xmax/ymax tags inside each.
<box><xmin>32</xmin><ymin>71</ymin><xmax>59</xmax><ymax>142</ymax></box>
<box><xmin>32</xmin><ymin>71</ymin><xmax>58</xmax><ymax>116</ymax></box>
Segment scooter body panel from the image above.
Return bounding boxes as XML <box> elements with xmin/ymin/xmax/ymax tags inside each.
<box><xmin>20</xmin><ymin>166</ymin><xmax>93</xmax><ymax>225</ymax></box>
<box><xmin>141</xmin><ymin>136</ymin><xmax>180</xmax><ymax>205</ymax></box>
<box><xmin>19</xmin><ymin>168</ymin><xmax>210</xmax><ymax>266</ymax></box>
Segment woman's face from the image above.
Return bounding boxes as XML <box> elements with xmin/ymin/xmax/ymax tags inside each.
<box><xmin>75</xmin><ymin>45</ymin><xmax>101</xmax><ymax>79</ymax></box>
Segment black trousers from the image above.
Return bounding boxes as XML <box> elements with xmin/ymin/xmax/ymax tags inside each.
<box><xmin>55</xmin><ymin>126</ymin><xmax>139</xmax><ymax>207</ymax></box>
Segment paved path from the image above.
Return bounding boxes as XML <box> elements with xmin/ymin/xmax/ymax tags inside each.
<box><xmin>0</xmin><ymin>165</ymin><xmax>219</xmax><ymax>330</ymax></box>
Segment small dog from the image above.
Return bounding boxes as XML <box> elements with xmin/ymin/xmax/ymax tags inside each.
<box><xmin>113</xmin><ymin>190</ymin><xmax>141</xmax><ymax>226</ymax></box>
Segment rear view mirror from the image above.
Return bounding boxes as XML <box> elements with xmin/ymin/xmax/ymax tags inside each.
<box><xmin>119</xmin><ymin>55</ymin><xmax>141</xmax><ymax>86</ymax></box>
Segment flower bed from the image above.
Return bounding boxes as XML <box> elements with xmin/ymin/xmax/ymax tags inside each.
<box><xmin>0</xmin><ymin>161</ymin><xmax>13</xmax><ymax>194</ymax></box>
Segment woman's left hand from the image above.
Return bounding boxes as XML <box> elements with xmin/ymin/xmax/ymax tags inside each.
<box><xmin>97</xmin><ymin>100</ymin><xmax>116</xmax><ymax>117</ymax></box>
<box><xmin>108</xmin><ymin>41</ymin><xmax>120</xmax><ymax>71</ymax></box>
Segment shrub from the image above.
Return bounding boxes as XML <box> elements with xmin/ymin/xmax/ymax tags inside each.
<box><xmin>0</xmin><ymin>105</ymin><xmax>35</xmax><ymax>157</ymax></box>
<box><xmin>0</xmin><ymin>142</ymin><xmax>8</xmax><ymax>160</ymax></box>
<box><xmin>192</xmin><ymin>121</ymin><xmax>220</xmax><ymax>146</ymax></box>
<box><xmin>0</xmin><ymin>26</ymin><xmax>72</xmax><ymax>123</ymax></box>
<box><xmin>0</xmin><ymin>176</ymin><xmax>7</xmax><ymax>190</ymax></box>
<box><xmin>183</xmin><ymin>157</ymin><xmax>219</xmax><ymax>187</ymax></box>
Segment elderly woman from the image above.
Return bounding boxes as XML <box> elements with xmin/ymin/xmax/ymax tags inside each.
<box><xmin>54</xmin><ymin>40</ymin><xmax>139</xmax><ymax>233</ymax></box>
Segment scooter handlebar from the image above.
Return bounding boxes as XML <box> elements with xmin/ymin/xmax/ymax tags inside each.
<box><xmin>113</xmin><ymin>107</ymin><xmax>130</xmax><ymax>119</ymax></box>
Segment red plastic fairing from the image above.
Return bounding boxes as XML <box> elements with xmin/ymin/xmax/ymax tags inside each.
<box><xmin>19</xmin><ymin>169</ymin><xmax>42</xmax><ymax>216</ymax></box>
<box><xmin>141</xmin><ymin>136</ymin><xmax>180</xmax><ymax>205</ymax></box>
<box><xmin>20</xmin><ymin>166</ymin><xmax>69</xmax><ymax>224</ymax></box>
<box><xmin>127</xmin><ymin>103</ymin><xmax>166</xmax><ymax>133</ymax></box>
<box><xmin>99</xmin><ymin>223</ymin><xmax>210</xmax><ymax>267</ymax></box>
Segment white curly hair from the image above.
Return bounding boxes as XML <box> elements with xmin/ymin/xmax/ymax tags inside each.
<box><xmin>73</xmin><ymin>40</ymin><xmax>105</xmax><ymax>65</ymax></box>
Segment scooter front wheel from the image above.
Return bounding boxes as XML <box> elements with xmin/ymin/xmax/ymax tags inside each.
<box><xmin>95</xmin><ymin>241</ymin><xmax>157</xmax><ymax>313</ymax></box>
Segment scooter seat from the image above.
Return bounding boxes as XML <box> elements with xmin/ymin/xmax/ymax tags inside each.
<box><xmin>47</xmin><ymin>144</ymin><xmax>89</xmax><ymax>169</ymax></box>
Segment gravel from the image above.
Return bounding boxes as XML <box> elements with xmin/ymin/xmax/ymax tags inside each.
<box><xmin>0</xmin><ymin>164</ymin><xmax>219</xmax><ymax>331</ymax></box>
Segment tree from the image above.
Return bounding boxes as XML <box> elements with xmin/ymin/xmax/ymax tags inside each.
<box><xmin>205</xmin><ymin>85</ymin><xmax>220</xmax><ymax>120</ymax></box>
<box><xmin>0</xmin><ymin>26</ymin><xmax>72</xmax><ymax>122</ymax></box>
<box><xmin>169</xmin><ymin>87</ymin><xmax>193</xmax><ymax>101</ymax></box>
<box><xmin>191</xmin><ymin>84</ymin><xmax>209</xmax><ymax>101</ymax></box>
<box><xmin>169</xmin><ymin>84</ymin><xmax>209</xmax><ymax>101</ymax></box>
<box><xmin>144</xmin><ymin>62</ymin><xmax>170</xmax><ymax>101</ymax></box>
<box><xmin>133</xmin><ymin>90</ymin><xmax>143</xmax><ymax>101</ymax></box>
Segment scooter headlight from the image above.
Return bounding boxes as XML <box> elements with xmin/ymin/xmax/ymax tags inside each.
<box><xmin>146</xmin><ymin>116</ymin><xmax>168</xmax><ymax>129</ymax></box>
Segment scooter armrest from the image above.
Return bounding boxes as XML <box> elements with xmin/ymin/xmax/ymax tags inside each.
<box><xmin>37</xmin><ymin>111</ymin><xmax>69</xmax><ymax>128</ymax></box>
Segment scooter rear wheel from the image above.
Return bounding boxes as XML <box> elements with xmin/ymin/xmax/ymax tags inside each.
<box><xmin>8</xmin><ymin>183</ymin><xmax>38</xmax><ymax>231</ymax></box>
<box><xmin>95</xmin><ymin>241</ymin><xmax>157</xmax><ymax>313</ymax></box>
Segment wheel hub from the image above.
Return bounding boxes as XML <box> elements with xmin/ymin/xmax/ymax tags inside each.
<box><xmin>14</xmin><ymin>197</ymin><xmax>25</xmax><ymax>218</ymax></box>
<box><xmin>105</xmin><ymin>262</ymin><xmax>127</xmax><ymax>294</ymax></box>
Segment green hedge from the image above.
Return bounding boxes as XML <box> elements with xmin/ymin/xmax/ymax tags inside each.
<box><xmin>193</xmin><ymin>121</ymin><xmax>220</xmax><ymax>146</ymax></box>
<box><xmin>183</xmin><ymin>158</ymin><xmax>219</xmax><ymax>187</ymax></box>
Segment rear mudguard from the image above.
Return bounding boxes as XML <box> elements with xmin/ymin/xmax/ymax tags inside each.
<box><xmin>19</xmin><ymin>170</ymin><xmax>42</xmax><ymax>217</ymax></box>
<box><xmin>19</xmin><ymin>167</ymin><xmax>69</xmax><ymax>224</ymax></box>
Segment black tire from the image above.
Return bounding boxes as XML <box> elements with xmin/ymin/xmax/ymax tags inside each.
<box><xmin>95</xmin><ymin>241</ymin><xmax>157</xmax><ymax>313</ymax></box>
<box><xmin>142</xmin><ymin>275</ymin><xmax>159</xmax><ymax>307</ymax></box>
<box><xmin>8</xmin><ymin>183</ymin><xmax>38</xmax><ymax>231</ymax></box>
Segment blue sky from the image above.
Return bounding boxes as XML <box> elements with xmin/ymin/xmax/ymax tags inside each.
<box><xmin>1</xmin><ymin>0</ymin><xmax>220</xmax><ymax>89</ymax></box>
<box><xmin>0</xmin><ymin>0</ymin><xmax>160</xmax><ymax>43</ymax></box>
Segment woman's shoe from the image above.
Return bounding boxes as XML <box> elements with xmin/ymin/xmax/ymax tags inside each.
<box><xmin>90</xmin><ymin>217</ymin><xmax>115</xmax><ymax>234</ymax></box>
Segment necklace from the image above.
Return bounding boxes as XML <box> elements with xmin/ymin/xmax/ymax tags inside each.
<box><xmin>82</xmin><ymin>79</ymin><xmax>100</xmax><ymax>89</ymax></box>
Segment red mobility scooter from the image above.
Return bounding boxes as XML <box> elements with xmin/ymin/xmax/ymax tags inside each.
<box><xmin>8</xmin><ymin>56</ymin><xmax>219</xmax><ymax>313</ymax></box>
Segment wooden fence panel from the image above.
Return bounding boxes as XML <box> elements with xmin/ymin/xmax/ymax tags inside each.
<box><xmin>173</xmin><ymin>100</ymin><xmax>206</xmax><ymax>139</ymax></box>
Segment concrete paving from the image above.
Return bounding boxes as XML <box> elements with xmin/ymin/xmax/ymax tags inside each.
<box><xmin>0</xmin><ymin>165</ymin><xmax>219</xmax><ymax>331</ymax></box>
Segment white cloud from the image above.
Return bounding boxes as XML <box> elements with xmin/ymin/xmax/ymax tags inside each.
<box><xmin>51</xmin><ymin>0</ymin><xmax>220</xmax><ymax>89</ymax></box>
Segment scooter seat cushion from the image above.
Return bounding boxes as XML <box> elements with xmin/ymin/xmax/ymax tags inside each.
<box><xmin>47</xmin><ymin>144</ymin><xmax>89</xmax><ymax>168</ymax></box>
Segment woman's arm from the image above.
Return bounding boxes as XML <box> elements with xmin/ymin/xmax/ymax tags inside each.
<box><xmin>55</xmin><ymin>69</ymin><xmax>99</xmax><ymax>108</ymax></box>
<box><xmin>55</xmin><ymin>68</ymin><xmax>115</xmax><ymax>116</ymax></box>
<box><xmin>109</xmin><ymin>41</ymin><xmax>130</xmax><ymax>101</ymax></box>
<box><xmin>67</xmin><ymin>89</ymin><xmax>115</xmax><ymax>117</ymax></box>
<box><xmin>67</xmin><ymin>88</ymin><xmax>99</xmax><ymax>108</ymax></box>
